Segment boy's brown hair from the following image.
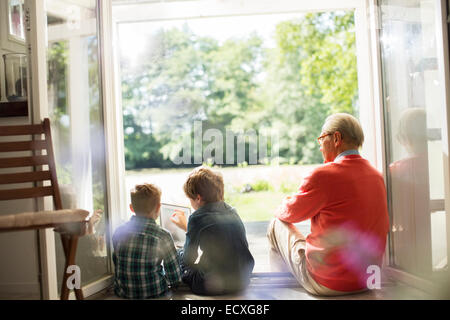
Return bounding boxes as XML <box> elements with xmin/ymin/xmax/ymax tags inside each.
<box><xmin>130</xmin><ymin>183</ymin><xmax>161</xmax><ymax>216</ymax></box>
<box><xmin>183</xmin><ymin>167</ymin><xmax>224</xmax><ymax>203</ymax></box>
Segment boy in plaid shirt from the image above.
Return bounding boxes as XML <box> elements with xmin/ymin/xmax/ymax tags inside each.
<box><xmin>112</xmin><ymin>183</ymin><xmax>182</xmax><ymax>299</ymax></box>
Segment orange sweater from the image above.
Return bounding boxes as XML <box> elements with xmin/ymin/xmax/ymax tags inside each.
<box><xmin>275</xmin><ymin>155</ymin><xmax>389</xmax><ymax>292</ymax></box>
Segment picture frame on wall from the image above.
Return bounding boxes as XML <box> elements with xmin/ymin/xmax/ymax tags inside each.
<box><xmin>7</xmin><ymin>0</ymin><xmax>25</xmax><ymax>43</ymax></box>
<box><xmin>0</xmin><ymin>0</ymin><xmax>27</xmax><ymax>53</ymax></box>
<box><xmin>0</xmin><ymin>100</ymin><xmax>28</xmax><ymax>117</ymax></box>
<box><xmin>0</xmin><ymin>0</ymin><xmax>28</xmax><ymax>117</ymax></box>
<box><xmin>0</xmin><ymin>52</ymin><xmax>28</xmax><ymax>117</ymax></box>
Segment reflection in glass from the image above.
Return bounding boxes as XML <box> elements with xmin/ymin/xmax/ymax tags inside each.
<box><xmin>115</xmin><ymin>8</ymin><xmax>358</xmax><ymax>272</ymax></box>
<box><xmin>8</xmin><ymin>0</ymin><xmax>25</xmax><ymax>41</ymax></box>
<box><xmin>389</xmin><ymin>108</ymin><xmax>431</xmax><ymax>274</ymax></box>
<box><xmin>380</xmin><ymin>0</ymin><xmax>447</xmax><ymax>277</ymax></box>
<box><xmin>3</xmin><ymin>53</ymin><xmax>27</xmax><ymax>101</ymax></box>
<box><xmin>46</xmin><ymin>0</ymin><xmax>110</xmax><ymax>288</ymax></box>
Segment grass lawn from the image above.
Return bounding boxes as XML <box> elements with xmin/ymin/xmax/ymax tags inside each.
<box><xmin>225</xmin><ymin>190</ymin><xmax>288</xmax><ymax>222</ymax></box>
<box><xmin>126</xmin><ymin>164</ymin><xmax>318</xmax><ymax>222</ymax></box>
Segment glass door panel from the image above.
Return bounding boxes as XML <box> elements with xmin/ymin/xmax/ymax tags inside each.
<box><xmin>380</xmin><ymin>0</ymin><xmax>447</xmax><ymax>277</ymax></box>
<box><xmin>45</xmin><ymin>0</ymin><xmax>111</xmax><ymax>289</ymax></box>
<box><xmin>113</xmin><ymin>0</ymin><xmax>360</xmax><ymax>272</ymax></box>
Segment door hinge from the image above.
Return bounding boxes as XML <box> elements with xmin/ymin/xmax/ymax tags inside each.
<box><xmin>448</xmin><ymin>0</ymin><xmax>450</xmax><ymax>23</ymax></box>
<box><xmin>25</xmin><ymin>7</ymin><xmax>31</xmax><ymax>31</ymax></box>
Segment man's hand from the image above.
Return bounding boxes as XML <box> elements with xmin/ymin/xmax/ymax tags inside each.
<box><xmin>170</xmin><ymin>210</ymin><xmax>187</xmax><ymax>232</ymax></box>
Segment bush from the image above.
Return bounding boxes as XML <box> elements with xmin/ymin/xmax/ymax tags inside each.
<box><xmin>251</xmin><ymin>180</ymin><xmax>273</xmax><ymax>192</ymax></box>
<box><xmin>270</xmin><ymin>157</ymin><xmax>289</xmax><ymax>166</ymax></box>
<box><xmin>238</xmin><ymin>161</ymin><xmax>248</xmax><ymax>168</ymax></box>
<box><xmin>203</xmin><ymin>158</ymin><xmax>214</xmax><ymax>167</ymax></box>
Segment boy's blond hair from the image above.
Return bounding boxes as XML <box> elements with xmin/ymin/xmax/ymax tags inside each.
<box><xmin>130</xmin><ymin>183</ymin><xmax>161</xmax><ymax>216</ymax></box>
<box><xmin>183</xmin><ymin>167</ymin><xmax>224</xmax><ymax>203</ymax></box>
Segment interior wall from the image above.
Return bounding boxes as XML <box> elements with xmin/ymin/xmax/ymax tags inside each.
<box><xmin>0</xmin><ymin>0</ymin><xmax>41</xmax><ymax>300</ymax></box>
<box><xmin>0</xmin><ymin>120</ymin><xmax>41</xmax><ymax>300</ymax></box>
<box><xmin>0</xmin><ymin>202</ymin><xmax>41</xmax><ymax>300</ymax></box>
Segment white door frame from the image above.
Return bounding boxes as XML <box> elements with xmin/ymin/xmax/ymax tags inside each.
<box><xmin>31</xmin><ymin>0</ymin><xmax>389</xmax><ymax>299</ymax></box>
<box><xmin>378</xmin><ymin>0</ymin><xmax>450</xmax><ymax>292</ymax></box>
<box><xmin>29</xmin><ymin>0</ymin><xmax>116</xmax><ymax>300</ymax></box>
<box><xmin>105</xmin><ymin>0</ymin><xmax>386</xmax><ymax>267</ymax></box>
<box><xmin>26</xmin><ymin>0</ymin><xmax>59</xmax><ymax>300</ymax></box>
<box><xmin>98</xmin><ymin>0</ymin><xmax>128</xmax><ymax>275</ymax></box>
<box><xmin>75</xmin><ymin>0</ymin><xmax>450</xmax><ymax>295</ymax></box>
<box><xmin>110</xmin><ymin>0</ymin><xmax>384</xmax><ymax>171</ymax></box>
<box><xmin>434</xmin><ymin>0</ymin><xmax>450</xmax><ymax>285</ymax></box>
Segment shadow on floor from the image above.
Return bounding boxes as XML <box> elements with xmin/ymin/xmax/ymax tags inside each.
<box><xmin>91</xmin><ymin>274</ymin><xmax>433</xmax><ymax>300</ymax></box>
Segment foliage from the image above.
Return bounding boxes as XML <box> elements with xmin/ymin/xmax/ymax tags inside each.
<box><xmin>120</xmin><ymin>11</ymin><xmax>358</xmax><ymax>169</ymax></box>
<box><xmin>251</xmin><ymin>180</ymin><xmax>273</xmax><ymax>192</ymax></box>
<box><xmin>262</xmin><ymin>11</ymin><xmax>358</xmax><ymax>164</ymax></box>
<box><xmin>47</xmin><ymin>41</ymin><xmax>72</xmax><ymax>174</ymax></box>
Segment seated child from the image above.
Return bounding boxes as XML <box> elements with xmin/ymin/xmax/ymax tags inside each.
<box><xmin>171</xmin><ymin>167</ymin><xmax>255</xmax><ymax>295</ymax></box>
<box><xmin>112</xmin><ymin>183</ymin><xmax>182</xmax><ymax>299</ymax></box>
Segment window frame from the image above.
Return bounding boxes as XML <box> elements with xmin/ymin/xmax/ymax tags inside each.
<box><xmin>32</xmin><ymin>0</ymin><xmax>450</xmax><ymax>299</ymax></box>
<box><xmin>107</xmin><ymin>0</ymin><xmax>386</xmax><ymax>275</ymax></box>
<box><xmin>377</xmin><ymin>0</ymin><xmax>450</xmax><ymax>293</ymax></box>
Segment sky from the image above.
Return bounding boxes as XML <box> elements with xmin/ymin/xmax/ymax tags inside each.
<box><xmin>117</xmin><ymin>12</ymin><xmax>305</xmax><ymax>62</ymax></box>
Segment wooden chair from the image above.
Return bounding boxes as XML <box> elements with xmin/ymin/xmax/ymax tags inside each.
<box><xmin>0</xmin><ymin>118</ymin><xmax>90</xmax><ymax>300</ymax></box>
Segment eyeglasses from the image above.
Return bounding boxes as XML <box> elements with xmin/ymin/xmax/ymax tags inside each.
<box><xmin>317</xmin><ymin>133</ymin><xmax>332</xmax><ymax>145</ymax></box>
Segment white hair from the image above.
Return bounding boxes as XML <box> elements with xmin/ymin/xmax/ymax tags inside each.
<box><xmin>322</xmin><ymin>113</ymin><xmax>364</xmax><ymax>148</ymax></box>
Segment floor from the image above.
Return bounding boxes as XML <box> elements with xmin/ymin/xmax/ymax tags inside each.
<box><xmin>245</xmin><ymin>220</ymin><xmax>311</xmax><ymax>272</ymax></box>
<box><xmin>89</xmin><ymin>273</ymin><xmax>435</xmax><ymax>300</ymax></box>
<box><xmin>90</xmin><ymin>220</ymin><xmax>436</xmax><ymax>300</ymax></box>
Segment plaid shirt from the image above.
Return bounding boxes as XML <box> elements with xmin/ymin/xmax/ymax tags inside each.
<box><xmin>112</xmin><ymin>216</ymin><xmax>182</xmax><ymax>299</ymax></box>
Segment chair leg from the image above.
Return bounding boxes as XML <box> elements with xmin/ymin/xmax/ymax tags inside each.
<box><xmin>60</xmin><ymin>234</ymin><xmax>70</xmax><ymax>300</ymax></box>
<box><xmin>60</xmin><ymin>234</ymin><xmax>84</xmax><ymax>300</ymax></box>
<box><xmin>74</xmin><ymin>287</ymin><xmax>84</xmax><ymax>300</ymax></box>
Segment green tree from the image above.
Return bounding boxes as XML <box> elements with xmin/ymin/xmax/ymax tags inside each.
<box><xmin>121</xmin><ymin>26</ymin><xmax>265</xmax><ymax>167</ymax></box>
<box><xmin>262</xmin><ymin>11</ymin><xmax>358</xmax><ymax>164</ymax></box>
<box><xmin>120</xmin><ymin>12</ymin><xmax>358</xmax><ymax>169</ymax></box>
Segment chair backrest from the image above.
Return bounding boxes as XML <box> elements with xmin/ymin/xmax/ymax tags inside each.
<box><xmin>0</xmin><ymin>118</ymin><xmax>63</xmax><ymax>210</ymax></box>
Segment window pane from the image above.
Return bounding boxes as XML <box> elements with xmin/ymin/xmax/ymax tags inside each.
<box><xmin>380</xmin><ymin>0</ymin><xmax>447</xmax><ymax>276</ymax></box>
<box><xmin>46</xmin><ymin>0</ymin><xmax>111</xmax><ymax>288</ymax></box>
<box><xmin>114</xmin><ymin>2</ymin><xmax>358</xmax><ymax>272</ymax></box>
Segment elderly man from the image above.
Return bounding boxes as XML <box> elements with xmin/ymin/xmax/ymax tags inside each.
<box><xmin>268</xmin><ymin>113</ymin><xmax>389</xmax><ymax>296</ymax></box>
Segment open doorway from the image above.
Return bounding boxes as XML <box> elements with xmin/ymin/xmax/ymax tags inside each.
<box><xmin>112</xmin><ymin>1</ymin><xmax>359</xmax><ymax>272</ymax></box>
